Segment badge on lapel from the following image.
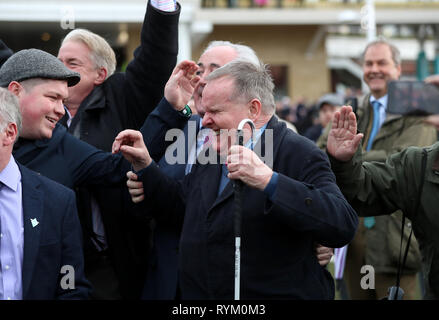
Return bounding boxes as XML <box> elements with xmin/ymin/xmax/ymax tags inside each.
<box><xmin>30</xmin><ymin>218</ymin><xmax>39</xmax><ymax>228</ymax></box>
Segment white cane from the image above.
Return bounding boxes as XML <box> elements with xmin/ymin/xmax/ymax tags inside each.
<box><xmin>234</xmin><ymin>118</ymin><xmax>255</xmax><ymax>300</ymax></box>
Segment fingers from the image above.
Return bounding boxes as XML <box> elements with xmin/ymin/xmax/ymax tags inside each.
<box><xmin>332</xmin><ymin>106</ymin><xmax>354</xmax><ymax>131</ymax></box>
<box><xmin>173</xmin><ymin>60</ymin><xmax>198</xmax><ymax>75</ymax></box>
<box><xmin>119</xmin><ymin>144</ymin><xmax>147</xmax><ymax>161</ymax></box>
<box><xmin>112</xmin><ymin>129</ymin><xmax>143</xmax><ymax>153</ymax></box>
<box><xmin>126</xmin><ymin>170</ymin><xmax>138</xmax><ymax>181</ymax></box>
<box><xmin>126</xmin><ymin>171</ymin><xmax>145</xmax><ymax>203</ymax></box>
<box><xmin>126</xmin><ymin>177</ymin><xmax>143</xmax><ymax>191</ymax></box>
<box><xmin>352</xmin><ymin>132</ymin><xmax>364</xmax><ymax>150</ymax></box>
<box><xmin>316</xmin><ymin>245</ymin><xmax>334</xmax><ymax>267</ymax></box>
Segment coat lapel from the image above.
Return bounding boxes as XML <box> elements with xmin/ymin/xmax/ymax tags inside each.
<box><xmin>19</xmin><ymin>165</ymin><xmax>43</xmax><ymax>299</ymax></box>
<box><xmin>194</xmin><ymin>161</ymin><xmax>222</xmax><ymax>212</ymax></box>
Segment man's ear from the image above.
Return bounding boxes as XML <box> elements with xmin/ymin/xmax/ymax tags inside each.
<box><xmin>2</xmin><ymin>122</ymin><xmax>18</xmax><ymax>146</ymax></box>
<box><xmin>7</xmin><ymin>81</ymin><xmax>24</xmax><ymax>97</ymax></box>
<box><xmin>94</xmin><ymin>67</ymin><xmax>107</xmax><ymax>85</ymax></box>
<box><xmin>248</xmin><ymin>98</ymin><xmax>262</xmax><ymax>120</ymax></box>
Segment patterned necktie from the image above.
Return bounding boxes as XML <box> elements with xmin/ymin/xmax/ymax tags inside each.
<box><xmin>364</xmin><ymin>100</ymin><xmax>382</xmax><ymax>229</ymax></box>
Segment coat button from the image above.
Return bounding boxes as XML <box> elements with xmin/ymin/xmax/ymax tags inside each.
<box><xmin>305</xmin><ymin>197</ymin><xmax>312</xmax><ymax>206</ymax></box>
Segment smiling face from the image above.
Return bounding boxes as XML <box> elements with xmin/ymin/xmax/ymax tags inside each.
<box><xmin>363</xmin><ymin>43</ymin><xmax>401</xmax><ymax>99</ymax></box>
<box><xmin>58</xmin><ymin>40</ymin><xmax>104</xmax><ymax>107</ymax></box>
<box><xmin>14</xmin><ymin>79</ymin><xmax>68</xmax><ymax>139</ymax></box>
<box><xmin>193</xmin><ymin>46</ymin><xmax>238</xmax><ymax>117</ymax></box>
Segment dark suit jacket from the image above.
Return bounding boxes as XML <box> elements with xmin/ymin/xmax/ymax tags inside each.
<box><xmin>19</xmin><ymin>164</ymin><xmax>90</xmax><ymax>299</ymax></box>
<box><xmin>57</xmin><ymin>2</ymin><xmax>180</xmax><ymax>298</ymax></box>
<box><xmin>0</xmin><ymin>39</ymin><xmax>13</xmax><ymax>68</ymax></box>
<box><xmin>142</xmin><ymin>115</ymin><xmax>201</xmax><ymax>299</ymax></box>
<box><xmin>138</xmin><ymin>116</ymin><xmax>358</xmax><ymax>299</ymax></box>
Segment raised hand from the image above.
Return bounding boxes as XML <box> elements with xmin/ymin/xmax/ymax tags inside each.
<box><xmin>112</xmin><ymin>129</ymin><xmax>152</xmax><ymax>171</ymax></box>
<box><xmin>327</xmin><ymin>105</ymin><xmax>364</xmax><ymax>162</ymax></box>
<box><xmin>164</xmin><ymin>60</ymin><xmax>200</xmax><ymax>111</ymax></box>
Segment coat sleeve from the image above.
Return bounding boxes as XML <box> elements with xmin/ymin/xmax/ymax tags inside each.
<box><xmin>264</xmin><ymin>144</ymin><xmax>359</xmax><ymax>248</ymax></box>
<box><xmin>329</xmin><ymin>145</ymin><xmax>425</xmax><ymax>221</ymax></box>
<box><xmin>135</xmin><ymin>161</ymin><xmax>188</xmax><ymax>227</ymax></box>
<box><xmin>123</xmin><ymin>1</ymin><xmax>180</xmax><ymax>129</ymax></box>
<box><xmin>56</xmin><ymin>189</ymin><xmax>91</xmax><ymax>299</ymax></box>
<box><xmin>141</xmin><ymin>97</ymin><xmax>190</xmax><ymax>162</ymax></box>
<box><xmin>62</xmin><ymin>132</ymin><xmax>131</xmax><ymax>187</ymax></box>
<box><xmin>363</xmin><ymin>117</ymin><xmax>436</xmax><ymax>163</ymax></box>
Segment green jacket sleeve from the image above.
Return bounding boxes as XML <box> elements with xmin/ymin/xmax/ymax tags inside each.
<box><xmin>329</xmin><ymin>144</ymin><xmax>425</xmax><ymax>221</ymax></box>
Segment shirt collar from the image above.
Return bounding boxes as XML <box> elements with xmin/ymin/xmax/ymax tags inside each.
<box><xmin>0</xmin><ymin>155</ymin><xmax>21</xmax><ymax>192</ymax></box>
<box><xmin>64</xmin><ymin>105</ymin><xmax>73</xmax><ymax>127</ymax></box>
<box><xmin>245</xmin><ymin>123</ymin><xmax>267</xmax><ymax>150</ymax></box>
<box><xmin>370</xmin><ymin>94</ymin><xmax>388</xmax><ymax>110</ymax></box>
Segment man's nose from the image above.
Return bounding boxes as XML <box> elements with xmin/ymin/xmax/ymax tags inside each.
<box><xmin>202</xmin><ymin>114</ymin><xmax>212</xmax><ymax>128</ymax></box>
<box><xmin>55</xmin><ymin>101</ymin><xmax>66</xmax><ymax>117</ymax></box>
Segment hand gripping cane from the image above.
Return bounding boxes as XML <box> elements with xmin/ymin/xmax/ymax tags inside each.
<box><xmin>234</xmin><ymin>118</ymin><xmax>256</xmax><ymax>300</ymax></box>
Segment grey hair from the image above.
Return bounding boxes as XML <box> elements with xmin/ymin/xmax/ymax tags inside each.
<box><xmin>0</xmin><ymin>87</ymin><xmax>22</xmax><ymax>139</ymax></box>
<box><xmin>361</xmin><ymin>38</ymin><xmax>401</xmax><ymax>66</ymax></box>
<box><xmin>62</xmin><ymin>28</ymin><xmax>116</xmax><ymax>78</ymax></box>
<box><xmin>206</xmin><ymin>59</ymin><xmax>276</xmax><ymax>115</ymax></box>
<box><xmin>204</xmin><ymin>41</ymin><xmax>260</xmax><ymax>67</ymax></box>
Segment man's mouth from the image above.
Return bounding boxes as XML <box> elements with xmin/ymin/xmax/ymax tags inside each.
<box><xmin>367</xmin><ymin>74</ymin><xmax>385</xmax><ymax>81</ymax></box>
<box><xmin>46</xmin><ymin>116</ymin><xmax>58</xmax><ymax>124</ymax></box>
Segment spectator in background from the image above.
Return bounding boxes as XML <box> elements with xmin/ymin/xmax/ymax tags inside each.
<box><xmin>327</xmin><ymin>105</ymin><xmax>439</xmax><ymax>299</ymax></box>
<box><xmin>55</xmin><ymin>0</ymin><xmax>180</xmax><ymax>299</ymax></box>
<box><xmin>304</xmin><ymin>93</ymin><xmax>343</xmax><ymax>142</ymax></box>
<box><xmin>320</xmin><ymin>39</ymin><xmax>437</xmax><ymax>300</ymax></box>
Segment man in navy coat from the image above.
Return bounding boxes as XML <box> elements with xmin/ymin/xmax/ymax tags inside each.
<box><xmin>0</xmin><ymin>88</ymin><xmax>90</xmax><ymax>299</ymax></box>
<box><xmin>114</xmin><ymin>60</ymin><xmax>358</xmax><ymax>299</ymax></box>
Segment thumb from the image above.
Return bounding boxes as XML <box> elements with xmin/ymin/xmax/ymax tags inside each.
<box><xmin>352</xmin><ymin>133</ymin><xmax>364</xmax><ymax>150</ymax></box>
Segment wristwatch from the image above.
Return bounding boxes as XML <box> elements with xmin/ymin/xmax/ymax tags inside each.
<box><xmin>179</xmin><ymin>104</ymin><xmax>192</xmax><ymax>118</ymax></box>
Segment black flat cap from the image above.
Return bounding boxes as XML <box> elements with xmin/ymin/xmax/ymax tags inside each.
<box><xmin>0</xmin><ymin>48</ymin><xmax>80</xmax><ymax>87</ymax></box>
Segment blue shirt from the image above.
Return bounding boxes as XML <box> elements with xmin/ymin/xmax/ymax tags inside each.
<box><xmin>0</xmin><ymin>155</ymin><xmax>23</xmax><ymax>300</ymax></box>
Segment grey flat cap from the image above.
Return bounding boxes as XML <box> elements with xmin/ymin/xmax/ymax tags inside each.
<box><xmin>0</xmin><ymin>48</ymin><xmax>80</xmax><ymax>87</ymax></box>
<box><xmin>317</xmin><ymin>93</ymin><xmax>344</xmax><ymax>109</ymax></box>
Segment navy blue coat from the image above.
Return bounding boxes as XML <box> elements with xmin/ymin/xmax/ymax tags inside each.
<box><xmin>142</xmin><ymin>114</ymin><xmax>202</xmax><ymax>299</ymax></box>
<box><xmin>18</xmin><ymin>164</ymin><xmax>91</xmax><ymax>299</ymax></box>
<box><xmin>138</xmin><ymin>115</ymin><xmax>358</xmax><ymax>299</ymax></box>
<box><xmin>57</xmin><ymin>3</ymin><xmax>180</xmax><ymax>298</ymax></box>
<box><xmin>12</xmin><ymin>124</ymin><xmax>129</xmax><ymax>189</ymax></box>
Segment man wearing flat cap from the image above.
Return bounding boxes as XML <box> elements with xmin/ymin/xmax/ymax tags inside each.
<box><xmin>0</xmin><ymin>48</ymin><xmax>132</xmax><ymax>187</ymax></box>
<box><xmin>0</xmin><ymin>49</ymin><xmax>140</xmax><ymax>300</ymax></box>
<box><xmin>0</xmin><ymin>87</ymin><xmax>91</xmax><ymax>299</ymax></box>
